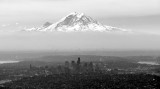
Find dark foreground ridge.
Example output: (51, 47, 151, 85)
(1, 73, 160, 89)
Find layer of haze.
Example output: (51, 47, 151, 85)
(1, 32, 160, 51)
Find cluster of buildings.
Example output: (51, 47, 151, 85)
(56, 57, 106, 74)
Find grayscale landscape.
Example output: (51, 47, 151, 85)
(0, 0, 160, 89)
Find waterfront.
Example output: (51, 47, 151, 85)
(0, 61, 19, 64)
(138, 61, 160, 65)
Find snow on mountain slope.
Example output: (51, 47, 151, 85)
(24, 12, 131, 32)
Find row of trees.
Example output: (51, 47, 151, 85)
(2, 73, 159, 89)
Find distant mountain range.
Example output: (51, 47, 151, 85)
(24, 12, 131, 32)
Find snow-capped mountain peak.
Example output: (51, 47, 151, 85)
(24, 12, 131, 32)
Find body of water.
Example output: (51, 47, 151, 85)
(0, 60, 19, 64)
(138, 61, 160, 65)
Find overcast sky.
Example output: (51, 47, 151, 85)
(0, 0, 160, 51)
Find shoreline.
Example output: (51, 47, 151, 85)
(0, 60, 20, 64)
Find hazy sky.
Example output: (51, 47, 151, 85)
(0, 0, 160, 31)
(0, 0, 160, 51)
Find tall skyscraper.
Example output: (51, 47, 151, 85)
(30, 64, 32, 69)
(65, 61, 69, 68)
(64, 61, 70, 74)
(77, 57, 81, 65)
(71, 61, 75, 67)
(76, 57, 81, 73)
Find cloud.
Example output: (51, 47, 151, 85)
(1, 24, 10, 27)
(0, 0, 69, 2)
(15, 23, 19, 25)
(0, 0, 159, 18)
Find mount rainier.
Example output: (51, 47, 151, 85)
(24, 12, 130, 32)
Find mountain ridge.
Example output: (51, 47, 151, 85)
(24, 12, 131, 32)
